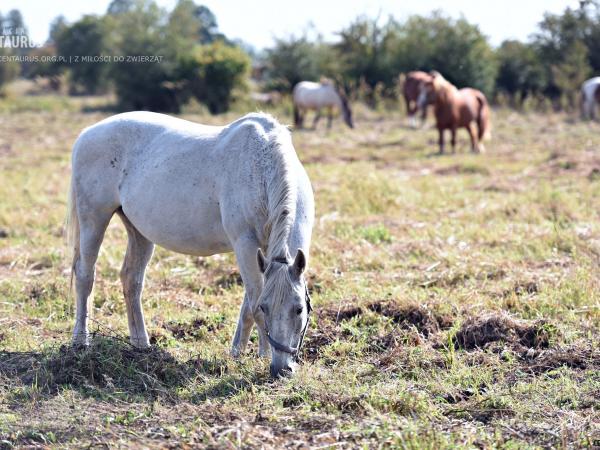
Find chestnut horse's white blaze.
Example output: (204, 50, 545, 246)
(293, 80, 354, 129)
(66, 111, 315, 377)
(581, 77, 600, 120)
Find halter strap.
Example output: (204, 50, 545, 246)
(264, 284, 312, 361)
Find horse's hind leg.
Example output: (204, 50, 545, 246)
(438, 128, 445, 154)
(73, 212, 113, 346)
(118, 210, 154, 348)
(467, 123, 479, 153)
(450, 127, 457, 154)
(312, 109, 322, 129)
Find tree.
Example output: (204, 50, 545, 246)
(495, 40, 547, 102)
(263, 33, 338, 92)
(533, 4, 596, 98)
(54, 15, 110, 94)
(551, 40, 591, 108)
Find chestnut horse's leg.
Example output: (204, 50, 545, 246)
(450, 126, 457, 154)
(467, 123, 478, 153)
(405, 95, 413, 125)
(438, 127, 445, 154)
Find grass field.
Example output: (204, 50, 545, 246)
(0, 96, 599, 448)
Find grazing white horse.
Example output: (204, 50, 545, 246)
(66, 111, 315, 377)
(293, 80, 353, 129)
(581, 77, 600, 120)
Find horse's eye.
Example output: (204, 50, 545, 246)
(260, 304, 267, 315)
(295, 306, 303, 316)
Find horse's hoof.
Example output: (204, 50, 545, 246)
(72, 333, 89, 348)
(130, 336, 150, 349)
(230, 347, 242, 359)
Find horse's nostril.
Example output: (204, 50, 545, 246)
(270, 364, 294, 378)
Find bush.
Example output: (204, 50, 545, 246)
(185, 41, 250, 114)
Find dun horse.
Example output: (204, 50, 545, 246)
(581, 77, 600, 120)
(66, 111, 315, 378)
(402, 71, 433, 126)
(293, 80, 353, 129)
(418, 71, 491, 154)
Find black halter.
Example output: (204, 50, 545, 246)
(263, 257, 313, 361)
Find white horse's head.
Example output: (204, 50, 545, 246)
(255, 248, 311, 378)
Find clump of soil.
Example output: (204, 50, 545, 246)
(163, 318, 206, 340)
(453, 313, 552, 350)
(367, 301, 454, 337)
(322, 305, 363, 323)
(215, 270, 243, 289)
(523, 345, 600, 374)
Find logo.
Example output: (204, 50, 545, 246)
(0, 28, 38, 48)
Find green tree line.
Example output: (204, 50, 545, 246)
(1, 0, 599, 112)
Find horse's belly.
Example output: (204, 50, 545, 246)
(120, 176, 233, 256)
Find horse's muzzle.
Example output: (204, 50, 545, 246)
(270, 362, 295, 378)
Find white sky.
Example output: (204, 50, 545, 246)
(2, 0, 581, 49)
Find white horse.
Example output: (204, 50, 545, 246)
(293, 80, 353, 129)
(66, 111, 315, 377)
(581, 77, 600, 120)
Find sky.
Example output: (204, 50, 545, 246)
(2, 0, 581, 49)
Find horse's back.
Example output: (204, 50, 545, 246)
(293, 81, 338, 108)
(582, 77, 600, 98)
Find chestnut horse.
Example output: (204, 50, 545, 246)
(402, 71, 433, 126)
(418, 71, 491, 154)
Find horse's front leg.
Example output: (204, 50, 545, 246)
(438, 127, 445, 154)
(231, 235, 267, 358)
(327, 107, 333, 129)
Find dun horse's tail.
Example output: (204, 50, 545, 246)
(66, 174, 79, 291)
(475, 92, 492, 141)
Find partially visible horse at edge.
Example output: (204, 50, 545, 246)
(66, 111, 315, 378)
(581, 77, 600, 120)
(418, 71, 491, 154)
(293, 80, 354, 129)
(401, 71, 434, 127)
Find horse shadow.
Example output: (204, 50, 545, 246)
(0, 335, 269, 403)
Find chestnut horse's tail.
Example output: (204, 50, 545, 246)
(475, 91, 492, 141)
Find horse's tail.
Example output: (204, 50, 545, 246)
(476, 91, 492, 141)
(398, 73, 406, 94)
(66, 172, 79, 292)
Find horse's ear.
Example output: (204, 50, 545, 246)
(257, 248, 267, 274)
(292, 248, 306, 277)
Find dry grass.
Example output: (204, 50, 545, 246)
(0, 96, 599, 448)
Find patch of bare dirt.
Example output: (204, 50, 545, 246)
(453, 313, 552, 350)
(522, 344, 600, 374)
(162, 317, 224, 341)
